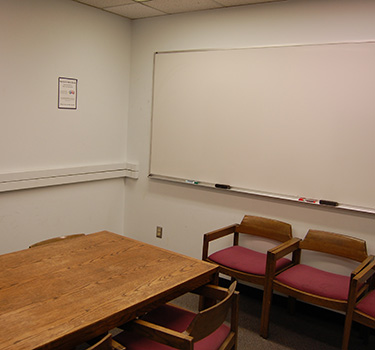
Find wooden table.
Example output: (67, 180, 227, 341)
(0, 231, 218, 350)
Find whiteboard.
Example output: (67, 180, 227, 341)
(150, 42, 375, 211)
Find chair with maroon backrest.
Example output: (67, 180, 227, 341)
(113, 281, 239, 350)
(342, 257, 375, 350)
(202, 215, 298, 295)
(260, 229, 372, 341)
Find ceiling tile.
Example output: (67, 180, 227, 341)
(105, 3, 166, 19)
(145, 0, 222, 14)
(216, 0, 284, 5)
(71, 0, 288, 19)
(74, 0, 133, 8)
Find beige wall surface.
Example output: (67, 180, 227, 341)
(0, 0, 131, 254)
(1, 0, 375, 275)
(124, 0, 375, 273)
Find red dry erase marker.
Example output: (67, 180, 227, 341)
(298, 197, 317, 204)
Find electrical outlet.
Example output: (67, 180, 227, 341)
(156, 226, 163, 238)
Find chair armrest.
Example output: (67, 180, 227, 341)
(351, 255, 375, 278)
(112, 339, 126, 350)
(202, 224, 238, 259)
(346, 256, 375, 311)
(268, 237, 301, 260)
(265, 238, 301, 281)
(204, 224, 238, 242)
(192, 284, 231, 300)
(352, 256, 375, 284)
(128, 319, 193, 349)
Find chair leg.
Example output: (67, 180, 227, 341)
(232, 291, 240, 350)
(260, 285, 273, 338)
(342, 278, 362, 350)
(261, 253, 277, 339)
(341, 317, 352, 350)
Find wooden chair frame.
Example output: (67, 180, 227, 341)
(260, 229, 371, 339)
(117, 282, 239, 350)
(87, 333, 126, 350)
(202, 215, 297, 286)
(342, 257, 375, 350)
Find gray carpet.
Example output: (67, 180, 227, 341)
(172, 281, 375, 350)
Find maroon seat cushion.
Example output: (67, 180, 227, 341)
(208, 245, 291, 275)
(114, 304, 230, 350)
(356, 290, 375, 318)
(275, 264, 350, 300)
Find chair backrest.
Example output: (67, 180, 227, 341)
(29, 234, 85, 248)
(86, 334, 113, 350)
(300, 229, 368, 262)
(184, 281, 237, 342)
(236, 215, 292, 243)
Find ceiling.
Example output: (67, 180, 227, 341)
(72, 0, 285, 20)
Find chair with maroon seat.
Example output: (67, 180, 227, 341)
(114, 281, 239, 350)
(342, 257, 375, 350)
(260, 229, 372, 340)
(202, 215, 298, 293)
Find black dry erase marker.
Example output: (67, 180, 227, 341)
(215, 184, 231, 189)
(319, 200, 339, 206)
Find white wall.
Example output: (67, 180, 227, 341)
(0, 0, 131, 254)
(1, 179, 126, 253)
(124, 0, 375, 270)
(1, 0, 374, 269)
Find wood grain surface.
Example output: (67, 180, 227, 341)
(0, 231, 218, 350)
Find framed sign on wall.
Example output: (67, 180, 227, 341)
(58, 77, 77, 109)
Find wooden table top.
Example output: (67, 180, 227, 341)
(0, 231, 218, 350)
